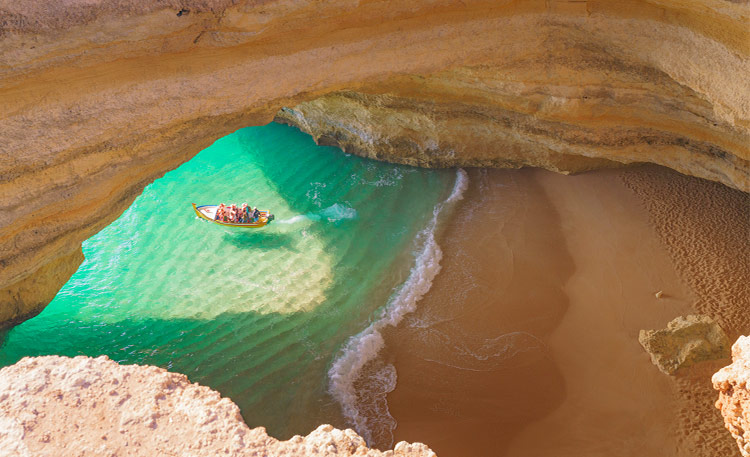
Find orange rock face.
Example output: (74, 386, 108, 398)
(0, 0, 748, 325)
(713, 336, 750, 457)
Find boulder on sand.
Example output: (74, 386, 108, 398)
(639, 314, 731, 375)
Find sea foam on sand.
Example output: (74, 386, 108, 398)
(328, 169, 468, 444)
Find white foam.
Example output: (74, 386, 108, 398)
(306, 182, 327, 207)
(417, 330, 546, 372)
(276, 203, 357, 225)
(327, 169, 468, 445)
(276, 214, 310, 225)
(445, 168, 469, 204)
(319, 203, 357, 222)
(359, 363, 398, 447)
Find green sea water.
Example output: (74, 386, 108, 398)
(0, 123, 457, 438)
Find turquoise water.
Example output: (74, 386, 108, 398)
(0, 123, 456, 438)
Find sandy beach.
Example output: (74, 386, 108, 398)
(358, 166, 748, 456)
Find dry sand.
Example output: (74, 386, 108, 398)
(360, 166, 747, 456)
(622, 165, 750, 454)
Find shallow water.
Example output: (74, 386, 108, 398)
(0, 123, 456, 438)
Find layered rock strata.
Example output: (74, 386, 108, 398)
(275, 67, 749, 181)
(714, 336, 750, 457)
(0, 355, 434, 456)
(1, 0, 749, 326)
(639, 314, 732, 375)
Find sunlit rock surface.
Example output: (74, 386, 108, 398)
(0, 355, 434, 456)
(1, 0, 748, 326)
(275, 68, 748, 181)
(639, 314, 731, 375)
(713, 336, 750, 457)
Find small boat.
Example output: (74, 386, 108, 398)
(192, 203, 275, 228)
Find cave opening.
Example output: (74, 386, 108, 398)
(0, 121, 460, 442)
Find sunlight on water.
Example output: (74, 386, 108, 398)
(0, 123, 455, 438)
(71, 156, 335, 320)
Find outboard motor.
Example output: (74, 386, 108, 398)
(268, 214, 275, 223)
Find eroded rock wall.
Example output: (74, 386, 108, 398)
(1, 0, 748, 326)
(0, 355, 434, 456)
(275, 61, 749, 182)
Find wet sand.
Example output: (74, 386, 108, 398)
(361, 166, 747, 456)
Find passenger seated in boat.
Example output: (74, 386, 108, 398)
(252, 207, 260, 222)
(229, 204, 238, 223)
(240, 203, 249, 223)
(215, 203, 226, 221)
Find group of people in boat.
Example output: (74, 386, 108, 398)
(215, 203, 261, 223)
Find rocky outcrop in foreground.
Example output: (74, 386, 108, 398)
(0, 356, 434, 457)
(714, 336, 750, 457)
(639, 314, 731, 375)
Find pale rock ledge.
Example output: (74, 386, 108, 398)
(0, 355, 435, 457)
(714, 336, 750, 457)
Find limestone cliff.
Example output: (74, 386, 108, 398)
(1, 0, 748, 326)
(714, 336, 750, 457)
(0, 355, 435, 456)
(275, 65, 749, 180)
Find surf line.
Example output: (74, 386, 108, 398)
(327, 169, 469, 444)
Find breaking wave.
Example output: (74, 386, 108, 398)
(327, 169, 468, 445)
